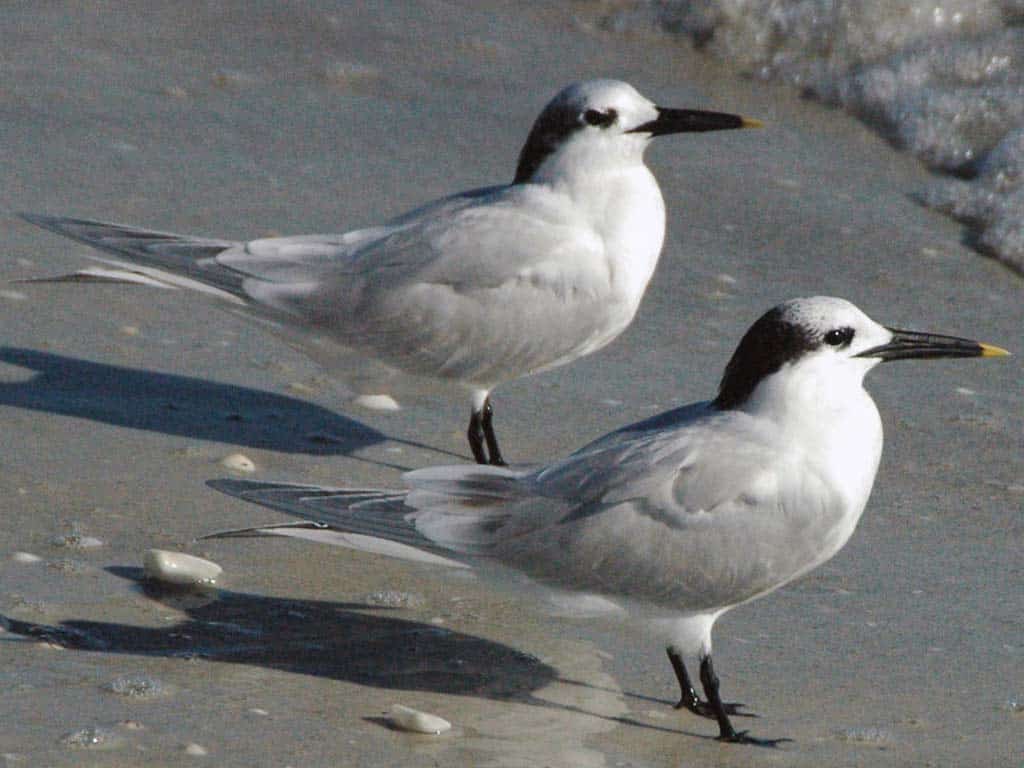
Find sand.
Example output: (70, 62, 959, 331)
(0, 2, 1021, 765)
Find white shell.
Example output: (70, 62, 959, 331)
(353, 393, 401, 411)
(388, 705, 451, 735)
(220, 453, 256, 473)
(11, 551, 43, 563)
(143, 549, 222, 587)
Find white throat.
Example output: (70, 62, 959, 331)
(744, 357, 885, 516)
(533, 137, 666, 303)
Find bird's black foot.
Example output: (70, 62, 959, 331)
(667, 647, 756, 719)
(674, 697, 753, 718)
(716, 730, 792, 747)
(468, 397, 507, 466)
(696, 654, 787, 746)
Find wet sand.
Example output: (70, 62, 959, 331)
(1, 2, 1021, 765)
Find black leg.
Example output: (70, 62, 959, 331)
(699, 655, 789, 747)
(700, 654, 739, 740)
(480, 397, 507, 466)
(467, 408, 488, 465)
(667, 646, 751, 719)
(667, 646, 702, 713)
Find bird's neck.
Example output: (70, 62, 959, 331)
(535, 155, 667, 302)
(742, 363, 884, 512)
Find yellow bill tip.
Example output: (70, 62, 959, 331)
(980, 342, 1010, 358)
(741, 116, 764, 129)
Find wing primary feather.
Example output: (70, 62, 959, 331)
(19, 213, 245, 297)
(206, 478, 468, 558)
(200, 521, 329, 539)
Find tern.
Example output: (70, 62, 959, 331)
(19, 79, 760, 465)
(205, 296, 1007, 743)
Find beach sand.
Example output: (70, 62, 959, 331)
(1, 2, 1021, 765)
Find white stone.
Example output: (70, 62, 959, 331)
(220, 453, 256, 473)
(10, 551, 43, 563)
(353, 393, 401, 411)
(143, 549, 222, 587)
(388, 704, 451, 735)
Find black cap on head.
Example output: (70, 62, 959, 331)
(713, 306, 818, 410)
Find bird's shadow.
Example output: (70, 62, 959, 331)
(2, 566, 556, 701)
(0, 347, 383, 456)
(0, 567, 734, 742)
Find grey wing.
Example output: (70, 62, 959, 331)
(19, 214, 245, 299)
(224, 187, 617, 384)
(207, 466, 564, 564)
(499, 413, 848, 610)
(205, 479, 472, 568)
(213, 187, 548, 296)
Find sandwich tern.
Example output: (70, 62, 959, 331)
(206, 296, 1007, 744)
(19, 79, 760, 465)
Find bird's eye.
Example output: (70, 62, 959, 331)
(583, 108, 617, 128)
(824, 327, 854, 347)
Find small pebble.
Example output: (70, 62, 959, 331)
(120, 325, 140, 336)
(104, 674, 165, 698)
(287, 381, 316, 395)
(220, 453, 256, 473)
(143, 549, 222, 587)
(388, 705, 451, 735)
(836, 726, 892, 745)
(184, 742, 208, 756)
(48, 559, 86, 574)
(361, 590, 425, 609)
(61, 726, 122, 749)
(0, 290, 27, 301)
(10, 552, 43, 564)
(318, 60, 380, 87)
(353, 393, 401, 411)
(50, 531, 104, 549)
(211, 68, 253, 87)
(247, 708, 269, 717)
